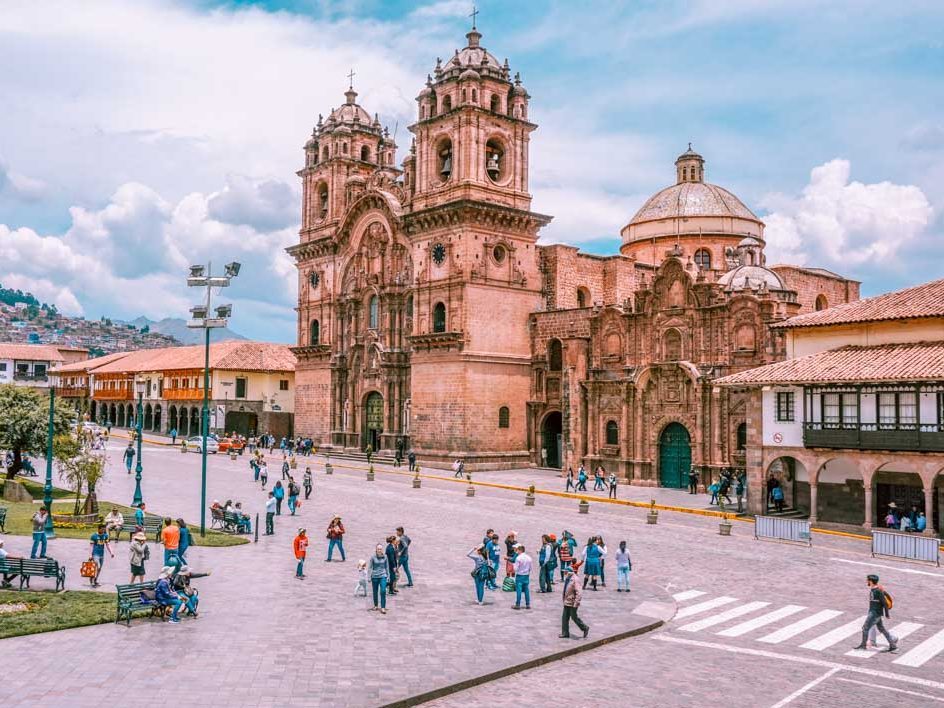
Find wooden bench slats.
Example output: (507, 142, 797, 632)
(0, 556, 66, 591)
(115, 580, 165, 626)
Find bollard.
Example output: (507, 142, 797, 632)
(325, 463, 333, 475)
(719, 515, 732, 536)
(367, 464, 375, 481)
(578, 499, 589, 514)
(254, 513, 259, 543)
(525, 484, 536, 506)
(466, 485, 475, 497)
(647, 499, 659, 525)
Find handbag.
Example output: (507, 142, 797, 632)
(80, 558, 98, 578)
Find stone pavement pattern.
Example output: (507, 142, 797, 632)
(2, 439, 943, 707)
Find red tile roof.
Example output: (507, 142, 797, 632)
(57, 341, 295, 375)
(715, 341, 944, 386)
(0, 343, 65, 362)
(53, 351, 131, 374)
(775, 278, 944, 329)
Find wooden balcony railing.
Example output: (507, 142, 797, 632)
(93, 389, 134, 401)
(804, 422, 944, 453)
(163, 389, 204, 401)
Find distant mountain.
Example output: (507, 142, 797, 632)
(128, 317, 247, 345)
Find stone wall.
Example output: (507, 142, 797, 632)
(772, 265, 860, 314)
(293, 363, 332, 442)
(539, 244, 636, 310)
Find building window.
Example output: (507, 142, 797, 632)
(815, 294, 828, 311)
(369, 296, 379, 329)
(822, 392, 857, 427)
(576, 287, 590, 308)
(235, 377, 247, 399)
(498, 406, 510, 428)
(694, 249, 711, 270)
(605, 420, 619, 445)
(442, 94, 452, 112)
(548, 339, 562, 371)
(879, 391, 917, 428)
(736, 422, 747, 450)
(823, 393, 840, 425)
(361, 145, 370, 162)
(310, 319, 320, 346)
(0, 363, 6, 371)
(279, 380, 289, 391)
(490, 95, 500, 112)
(663, 328, 682, 361)
(432, 302, 446, 333)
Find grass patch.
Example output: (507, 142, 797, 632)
(0, 589, 115, 639)
(0, 477, 73, 499)
(0, 499, 248, 546)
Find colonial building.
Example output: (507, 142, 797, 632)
(51, 341, 296, 437)
(290, 25, 858, 476)
(0, 343, 87, 389)
(716, 278, 944, 536)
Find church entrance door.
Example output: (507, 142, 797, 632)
(541, 411, 563, 469)
(363, 392, 383, 452)
(659, 423, 691, 489)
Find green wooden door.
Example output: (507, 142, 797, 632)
(659, 423, 691, 489)
(364, 392, 383, 450)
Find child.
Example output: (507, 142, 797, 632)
(293, 528, 308, 579)
(354, 559, 368, 597)
(260, 462, 268, 489)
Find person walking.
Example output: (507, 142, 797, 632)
(615, 540, 632, 592)
(365, 443, 373, 465)
(287, 478, 300, 515)
(265, 492, 276, 535)
(512, 544, 533, 610)
(538, 534, 555, 593)
(293, 528, 309, 579)
(368, 544, 389, 614)
(853, 574, 898, 652)
(260, 460, 269, 489)
(170, 427, 178, 445)
(281, 458, 290, 480)
(176, 518, 192, 564)
(593, 466, 605, 491)
(577, 465, 588, 492)
(385, 536, 399, 595)
(273, 481, 285, 515)
(123, 443, 135, 475)
(558, 530, 575, 581)
(396, 526, 413, 587)
(326, 516, 346, 562)
(581, 537, 603, 591)
(735, 472, 746, 513)
(129, 531, 149, 583)
(88, 524, 114, 587)
(394, 438, 404, 468)
(160, 517, 180, 566)
(560, 560, 589, 639)
(467, 544, 490, 605)
(30, 507, 49, 559)
(303, 467, 313, 500)
(772, 483, 785, 513)
(565, 467, 575, 492)
(607, 471, 618, 499)
(453, 459, 462, 478)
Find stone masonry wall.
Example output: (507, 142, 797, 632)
(772, 265, 860, 314)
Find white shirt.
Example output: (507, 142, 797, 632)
(265, 497, 276, 513)
(513, 552, 533, 576)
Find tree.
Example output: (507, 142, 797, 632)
(54, 431, 107, 515)
(0, 385, 75, 479)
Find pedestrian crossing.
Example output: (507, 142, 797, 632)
(670, 590, 944, 670)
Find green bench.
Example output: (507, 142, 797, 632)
(113, 516, 164, 541)
(0, 506, 6, 533)
(210, 507, 249, 534)
(0, 556, 66, 591)
(115, 580, 166, 626)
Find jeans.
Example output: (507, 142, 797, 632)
(184, 591, 198, 614)
(275, 498, 283, 515)
(608, 485, 617, 499)
(265, 512, 274, 535)
(288, 495, 297, 515)
(566, 480, 575, 492)
(514, 575, 531, 607)
(486, 559, 499, 589)
(861, 611, 896, 648)
(593, 479, 604, 490)
(539, 564, 553, 592)
(371, 577, 387, 608)
(473, 575, 485, 602)
(253, 467, 260, 481)
(125, 461, 132, 474)
(599, 559, 606, 585)
(296, 557, 305, 577)
(304, 485, 312, 500)
(561, 605, 588, 637)
(30, 531, 47, 558)
(577, 480, 587, 491)
(400, 557, 413, 586)
(617, 566, 631, 590)
(327, 537, 345, 561)
(559, 559, 571, 581)
(164, 597, 183, 621)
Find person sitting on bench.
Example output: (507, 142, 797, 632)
(104, 507, 124, 538)
(233, 502, 252, 533)
(0, 541, 20, 588)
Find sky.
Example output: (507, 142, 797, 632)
(0, 0, 942, 342)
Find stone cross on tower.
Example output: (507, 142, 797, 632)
(347, 68, 356, 90)
(469, 4, 478, 30)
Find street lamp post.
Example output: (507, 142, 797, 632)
(186, 261, 240, 537)
(43, 386, 56, 539)
(132, 378, 146, 508)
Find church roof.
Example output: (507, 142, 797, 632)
(629, 181, 759, 225)
(717, 264, 787, 292)
(435, 29, 508, 83)
(321, 89, 380, 136)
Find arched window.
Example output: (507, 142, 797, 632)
(310, 319, 320, 346)
(342, 142, 348, 154)
(360, 145, 371, 162)
(490, 95, 500, 113)
(368, 296, 379, 329)
(576, 287, 590, 308)
(322, 146, 329, 162)
(498, 406, 510, 429)
(737, 422, 747, 450)
(442, 94, 452, 112)
(815, 294, 828, 311)
(432, 302, 446, 333)
(694, 249, 711, 270)
(471, 89, 477, 103)
(318, 184, 329, 219)
(548, 338, 563, 371)
(605, 420, 619, 445)
(663, 329, 682, 361)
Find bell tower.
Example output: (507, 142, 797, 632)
(407, 25, 535, 213)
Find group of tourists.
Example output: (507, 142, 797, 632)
(709, 468, 746, 512)
(884, 502, 928, 533)
(357, 527, 413, 614)
(564, 464, 619, 499)
(248, 434, 315, 457)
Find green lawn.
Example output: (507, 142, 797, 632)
(0, 589, 116, 639)
(0, 477, 72, 499)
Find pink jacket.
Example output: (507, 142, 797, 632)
(563, 575, 583, 607)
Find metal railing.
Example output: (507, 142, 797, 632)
(754, 515, 812, 547)
(871, 530, 940, 566)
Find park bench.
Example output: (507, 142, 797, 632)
(210, 507, 225, 530)
(0, 556, 66, 591)
(113, 515, 164, 541)
(210, 507, 248, 534)
(115, 581, 167, 626)
(0, 506, 6, 532)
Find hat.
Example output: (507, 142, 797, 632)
(887, 502, 898, 509)
(132, 531, 147, 541)
(298, 528, 307, 535)
(178, 566, 192, 576)
(160, 565, 174, 575)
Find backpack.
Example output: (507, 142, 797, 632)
(882, 588, 893, 610)
(502, 576, 515, 592)
(143, 545, 151, 561)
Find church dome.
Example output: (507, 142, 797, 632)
(436, 29, 506, 83)
(629, 181, 758, 225)
(717, 265, 786, 292)
(459, 68, 481, 81)
(321, 88, 380, 136)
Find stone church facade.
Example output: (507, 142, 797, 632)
(289, 27, 859, 480)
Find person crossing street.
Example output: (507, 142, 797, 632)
(853, 574, 898, 652)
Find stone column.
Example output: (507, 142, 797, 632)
(863, 481, 873, 529)
(924, 486, 936, 536)
(809, 481, 818, 524)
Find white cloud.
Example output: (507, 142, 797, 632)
(0, 273, 83, 316)
(0, 159, 46, 201)
(761, 158, 933, 267)
(207, 174, 298, 232)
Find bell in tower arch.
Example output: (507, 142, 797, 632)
(486, 149, 500, 179)
(439, 146, 452, 177)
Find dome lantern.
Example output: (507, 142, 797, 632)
(676, 143, 705, 184)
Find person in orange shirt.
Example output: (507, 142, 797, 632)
(294, 528, 309, 580)
(161, 517, 180, 566)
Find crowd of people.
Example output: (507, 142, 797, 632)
(563, 464, 619, 499)
(884, 502, 928, 533)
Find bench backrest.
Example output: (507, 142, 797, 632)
(116, 580, 158, 601)
(223, 511, 241, 522)
(3, 557, 59, 574)
(211, 507, 224, 520)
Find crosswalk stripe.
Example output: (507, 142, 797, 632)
(717, 605, 807, 637)
(845, 622, 924, 659)
(672, 590, 707, 602)
(894, 627, 944, 668)
(800, 616, 867, 651)
(757, 610, 844, 644)
(678, 601, 770, 633)
(674, 596, 738, 619)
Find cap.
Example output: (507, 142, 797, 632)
(132, 532, 147, 541)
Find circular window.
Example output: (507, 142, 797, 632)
(432, 243, 446, 266)
(492, 245, 506, 263)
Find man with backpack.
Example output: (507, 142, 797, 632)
(853, 574, 898, 652)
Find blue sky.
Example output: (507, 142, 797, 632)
(1, 0, 942, 341)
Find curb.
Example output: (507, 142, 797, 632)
(379, 617, 665, 708)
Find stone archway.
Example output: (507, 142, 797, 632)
(765, 456, 808, 516)
(815, 456, 866, 525)
(169, 406, 178, 434)
(658, 422, 691, 489)
(873, 462, 925, 531)
(541, 411, 563, 469)
(153, 405, 162, 432)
